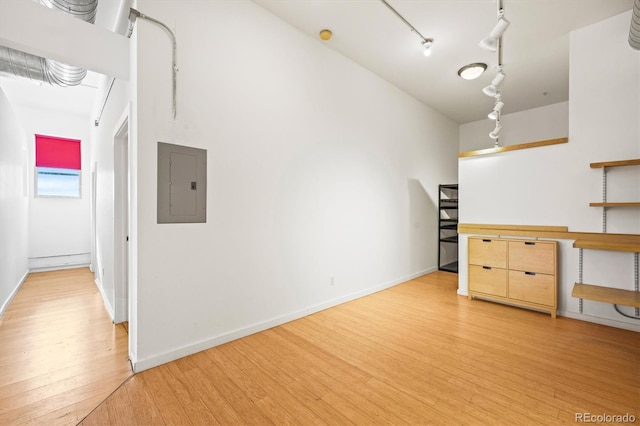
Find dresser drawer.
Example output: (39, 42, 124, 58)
(508, 240, 556, 275)
(469, 238, 507, 268)
(508, 270, 555, 306)
(469, 265, 507, 297)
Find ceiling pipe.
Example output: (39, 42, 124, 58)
(0, 0, 98, 86)
(630, 0, 640, 50)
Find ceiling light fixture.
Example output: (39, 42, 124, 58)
(479, 0, 509, 146)
(489, 123, 502, 139)
(488, 99, 504, 120)
(479, 16, 510, 52)
(482, 69, 506, 97)
(379, 0, 434, 57)
(422, 39, 434, 57)
(457, 63, 487, 80)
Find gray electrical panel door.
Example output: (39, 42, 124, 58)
(157, 142, 207, 223)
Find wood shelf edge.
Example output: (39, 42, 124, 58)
(590, 158, 640, 169)
(573, 240, 640, 253)
(589, 202, 640, 207)
(458, 137, 568, 158)
(458, 224, 568, 232)
(572, 283, 640, 308)
(458, 223, 640, 245)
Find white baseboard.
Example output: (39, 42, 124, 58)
(306, 267, 436, 316)
(29, 253, 91, 272)
(132, 267, 435, 373)
(94, 278, 114, 322)
(0, 269, 29, 319)
(558, 310, 640, 333)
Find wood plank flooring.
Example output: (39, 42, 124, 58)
(82, 272, 639, 425)
(0, 268, 132, 425)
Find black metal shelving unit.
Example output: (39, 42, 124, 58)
(438, 184, 458, 273)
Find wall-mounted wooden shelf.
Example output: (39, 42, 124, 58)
(589, 202, 640, 207)
(573, 240, 640, 253)
(457, 223, 640, 245)
(572, 283, 640, 308)
(458, 137, 568, 158)
(590, 159, 640, 168)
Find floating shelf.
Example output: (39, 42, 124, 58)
(572, 283, 640, 308)
(590, 159, 640, 168)
(458, 137, 568, 158)
(589, 202, 640, 207)
(573, 240, 640, 253)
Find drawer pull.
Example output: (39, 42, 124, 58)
(482, 239, 492, 243)
(524, 242, 536, 246)
(525, 271, 536, 276)
(483, 266, 492, 270)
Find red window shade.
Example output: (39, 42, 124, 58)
(35, 134, 81, 170)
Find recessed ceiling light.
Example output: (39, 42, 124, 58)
(457, 63, 487, 80)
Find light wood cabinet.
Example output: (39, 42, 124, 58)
(468, 237, 557, 317)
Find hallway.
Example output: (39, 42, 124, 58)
(0, 268, 131, 425)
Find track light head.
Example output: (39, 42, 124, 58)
(491, 71, 506, 86)
(489, 124, 501, 139)
(479, 37, 498, 52)
(482, 85, 498, 97)
(483, 70, 507, 96)
(422, 39, 434, 57)
(488, 101, 504, 120)
(479, 16, 510, 51)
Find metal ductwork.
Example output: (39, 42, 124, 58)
(0, 0, 98, 86)
(631, 0, 640, 50)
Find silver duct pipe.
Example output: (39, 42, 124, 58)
(631, 0, 640, 50)
(0, 0, 98, 86)
(40, 0, 98, 23)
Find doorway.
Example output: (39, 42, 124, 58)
(113, 114, 129, 324)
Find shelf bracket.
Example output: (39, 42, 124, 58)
(578, 248, 583, 313)
(601, 167, 607, 232)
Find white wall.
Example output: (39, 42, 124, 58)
(460, 101, 569, 152)
(7, 104, 93, 271)
(458, 11, 640, 331)
(0, 85, 29, 317)
(131, 0, 458, 370)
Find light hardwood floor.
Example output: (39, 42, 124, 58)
(0, 268, 132, 425)
(82, 272, 639, 425)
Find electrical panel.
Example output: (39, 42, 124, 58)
(157, 142, 206, 223)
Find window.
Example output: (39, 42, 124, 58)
(35, 134, 82, 198)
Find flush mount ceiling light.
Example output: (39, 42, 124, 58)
(457, 63, 487, 80)
(379, 0, 434, 57)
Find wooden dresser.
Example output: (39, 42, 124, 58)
(468, 237, 557, 317)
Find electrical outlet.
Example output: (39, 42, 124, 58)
(330, 277, 334, 286)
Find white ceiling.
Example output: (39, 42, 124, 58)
(1, 0, 635, 124)
(253, 0, 635, 123)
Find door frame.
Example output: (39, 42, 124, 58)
(113, 108, 130, 324)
